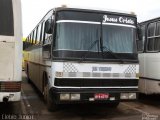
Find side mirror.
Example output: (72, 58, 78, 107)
(45, 19, 53, 34)
(137, 26, 143, 40)
(136, 26, 144, 52)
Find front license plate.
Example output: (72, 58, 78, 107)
(94, 93, 109, 100)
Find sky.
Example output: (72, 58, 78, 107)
(22, 0, 160, 37)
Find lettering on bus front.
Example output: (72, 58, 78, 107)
(92, 67, 112, 72)
(103, 15, 135, 25)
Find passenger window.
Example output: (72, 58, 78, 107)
(154, 22, 160, 51)
(40, 21, 45, 45)
(31, 32, 34, 44)
(147, 38, 155, 51)
(36, 25, 41, 44)
(154, 37, 160, 50)
(148, 23, 155, 37)
(147, 22, 157, 52)
(33, 29, 37, 44)
(156, 22, 160, 35)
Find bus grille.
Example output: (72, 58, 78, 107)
(62, 72, 136, 78)
(0, 82, 21, 92)
(54, 78, 138, 87)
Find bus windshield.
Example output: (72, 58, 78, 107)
(102, 25, 135, 53)
(53, 10, 137, 61)
(55, 22, 100, 52)
(55, 22, 135, 53)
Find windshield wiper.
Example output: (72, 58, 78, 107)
(99, 20, 124, 63)
(102, 46, 124, 63)
(79, 39, 99, 62)
(100, 21, 104, 58)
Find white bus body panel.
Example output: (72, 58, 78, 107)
(139, 53, 160, 94)
(51, 62, 139, 88)
(0, 42, 14, 81)
(12, 0, 22, 82)
(25, 47, 52, 92)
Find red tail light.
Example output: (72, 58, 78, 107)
(0, 82, 21, 92)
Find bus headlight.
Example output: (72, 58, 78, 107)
(60, 93, 70, 100)
(120, 93, 129, 99)
(71, 94, 80, 100)
(120, 93, 136, 99)
(128, 93, 136, 99)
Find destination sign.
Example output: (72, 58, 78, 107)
(103, 15, 135, 25)
(57, 10, 136, 26)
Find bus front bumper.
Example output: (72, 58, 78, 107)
(49, 87, 138, 104)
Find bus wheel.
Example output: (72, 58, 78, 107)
(47, 89, 59, 111)
(43, 75, 58, 111)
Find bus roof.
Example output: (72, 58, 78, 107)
(26, 7, 137, 38)
(54, 7, 136, 17)
(140, 16, 160, 25)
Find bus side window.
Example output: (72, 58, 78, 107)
(156, 22, 160, 35)
(34, 27, 38, 45)
(36, 24, 41, 45)
(42, 16, 54, 59)
(33, 29, 37, 45)
(31, 32, 34, 45)
(40, 21, 45, 45)
(43, 16, 54, 45)
(30, 34, 32, 45)
(155, 22, 160, 51)
(28, 35, 31, 47)
(147, 22, 156, 52)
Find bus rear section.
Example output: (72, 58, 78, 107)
(0, 0, 22, 102)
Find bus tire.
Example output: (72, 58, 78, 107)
(43, 73, 58, 111)
(46, 87, 58, 112)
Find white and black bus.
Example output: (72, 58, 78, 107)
(0, 0, 22, 102)
(24, 7, 139, 111)
(137, 17, 160, 94)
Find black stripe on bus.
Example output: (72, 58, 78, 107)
(54, 78, 138, 87)
(140, 77, 160, 82)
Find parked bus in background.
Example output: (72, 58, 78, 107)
(0, 0, 22, 102)
(24, 7, 139, 111)
(137, 17, 160, 94)
(22, 37, 26, 70)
